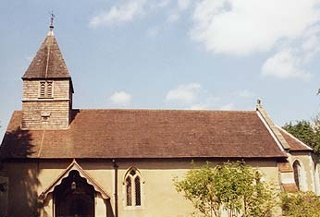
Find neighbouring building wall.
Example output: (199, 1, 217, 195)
(287, 152, 317, 192)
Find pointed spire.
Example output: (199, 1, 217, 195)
(22, 18, 71, 80)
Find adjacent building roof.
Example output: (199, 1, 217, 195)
(278, 127, 313, 151)
(0, 109, 291, 159)
(22, 29, 71, 80)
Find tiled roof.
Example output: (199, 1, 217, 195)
(0, 109, 288, 159)
(278, 127, 312, 151)
(22, 30, 71, 79)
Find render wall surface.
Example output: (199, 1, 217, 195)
(0, 158, 283, 217)
(1, 161, 39, 217)
(287, 152, 318, 192)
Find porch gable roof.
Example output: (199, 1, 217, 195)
(39, 159, 110, 200)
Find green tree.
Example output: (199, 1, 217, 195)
(282, 120, 320, 155)
(281, 191, 320, 217)
(174, 161, 275, 217)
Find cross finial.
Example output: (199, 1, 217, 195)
(257, 98, 261, 105)
(49, 11, 55, 29)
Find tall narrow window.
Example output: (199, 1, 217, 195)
(293, 160, 301, 190)
(126, 177, 132, 206)
(39, 81, 53, 98)
(125, 168, 142, 207)
(135, 177, 141, 206)
(47, 81, 53, 98)
(40, 82, 46, 98)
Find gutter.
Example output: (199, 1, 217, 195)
(112, 159, 119, 217)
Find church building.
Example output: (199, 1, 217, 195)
(0, 24, 319, 217)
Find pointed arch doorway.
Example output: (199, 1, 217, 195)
(39, 160, 111, 217)
(54, 170, 94, 217)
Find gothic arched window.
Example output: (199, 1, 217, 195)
(125, 168, 142, 206)
(293, 160, 301, 190)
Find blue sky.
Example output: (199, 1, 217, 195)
(1, 0, 320, 137)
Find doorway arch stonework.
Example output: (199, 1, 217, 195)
(54, 170, 95, 217)
(39, 160, 111, 217)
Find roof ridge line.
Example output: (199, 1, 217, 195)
(44, 35, 52, 78)
(75, 108, 256, 113)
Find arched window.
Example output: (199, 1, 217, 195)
(125, 168, 142, 206)
(293, 160, 301, 190)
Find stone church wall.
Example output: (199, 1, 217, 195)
(287, 152, 319, 192)
(22, 80, 71, 130)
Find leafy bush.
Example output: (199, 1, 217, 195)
(281, 191, 320, 217)
(174, 161, 276, 217)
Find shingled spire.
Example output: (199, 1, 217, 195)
(22, 24, 72, 80)
(21, 22, 74, 130)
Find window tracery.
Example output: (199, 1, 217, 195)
(125, 168, 142, 207)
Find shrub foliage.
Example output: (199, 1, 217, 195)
(174, 161, 276, 217)
(281, 191, 320, 217)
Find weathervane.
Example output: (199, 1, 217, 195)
(49, 11, 55, 29)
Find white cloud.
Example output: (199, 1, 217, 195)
(166, 0, 191, 24)
(147, 26, 160, 37)
(89, 0, 320, 80)
(301, 26, 320, 61)
(157, 0, 170, 8)
(234, 90, 255, 98)
(166, 13, 180, 24)
(89, 0, 147, 27)
(261, 49, 311, 80)
(178, 0, 191, 11)
(190, 0, 320, 55)
(166, 83, 202, 104)
(109, 91, 132, 106)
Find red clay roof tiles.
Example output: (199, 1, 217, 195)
(22, 31, 71, 79)
(1, 109, 288, 159)
(278, 127, 312, 151)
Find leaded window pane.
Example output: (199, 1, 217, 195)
(126, 177, 132, 206)
(135, 177, 141, 206)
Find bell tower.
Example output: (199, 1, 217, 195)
(21, 21, 74, 130)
